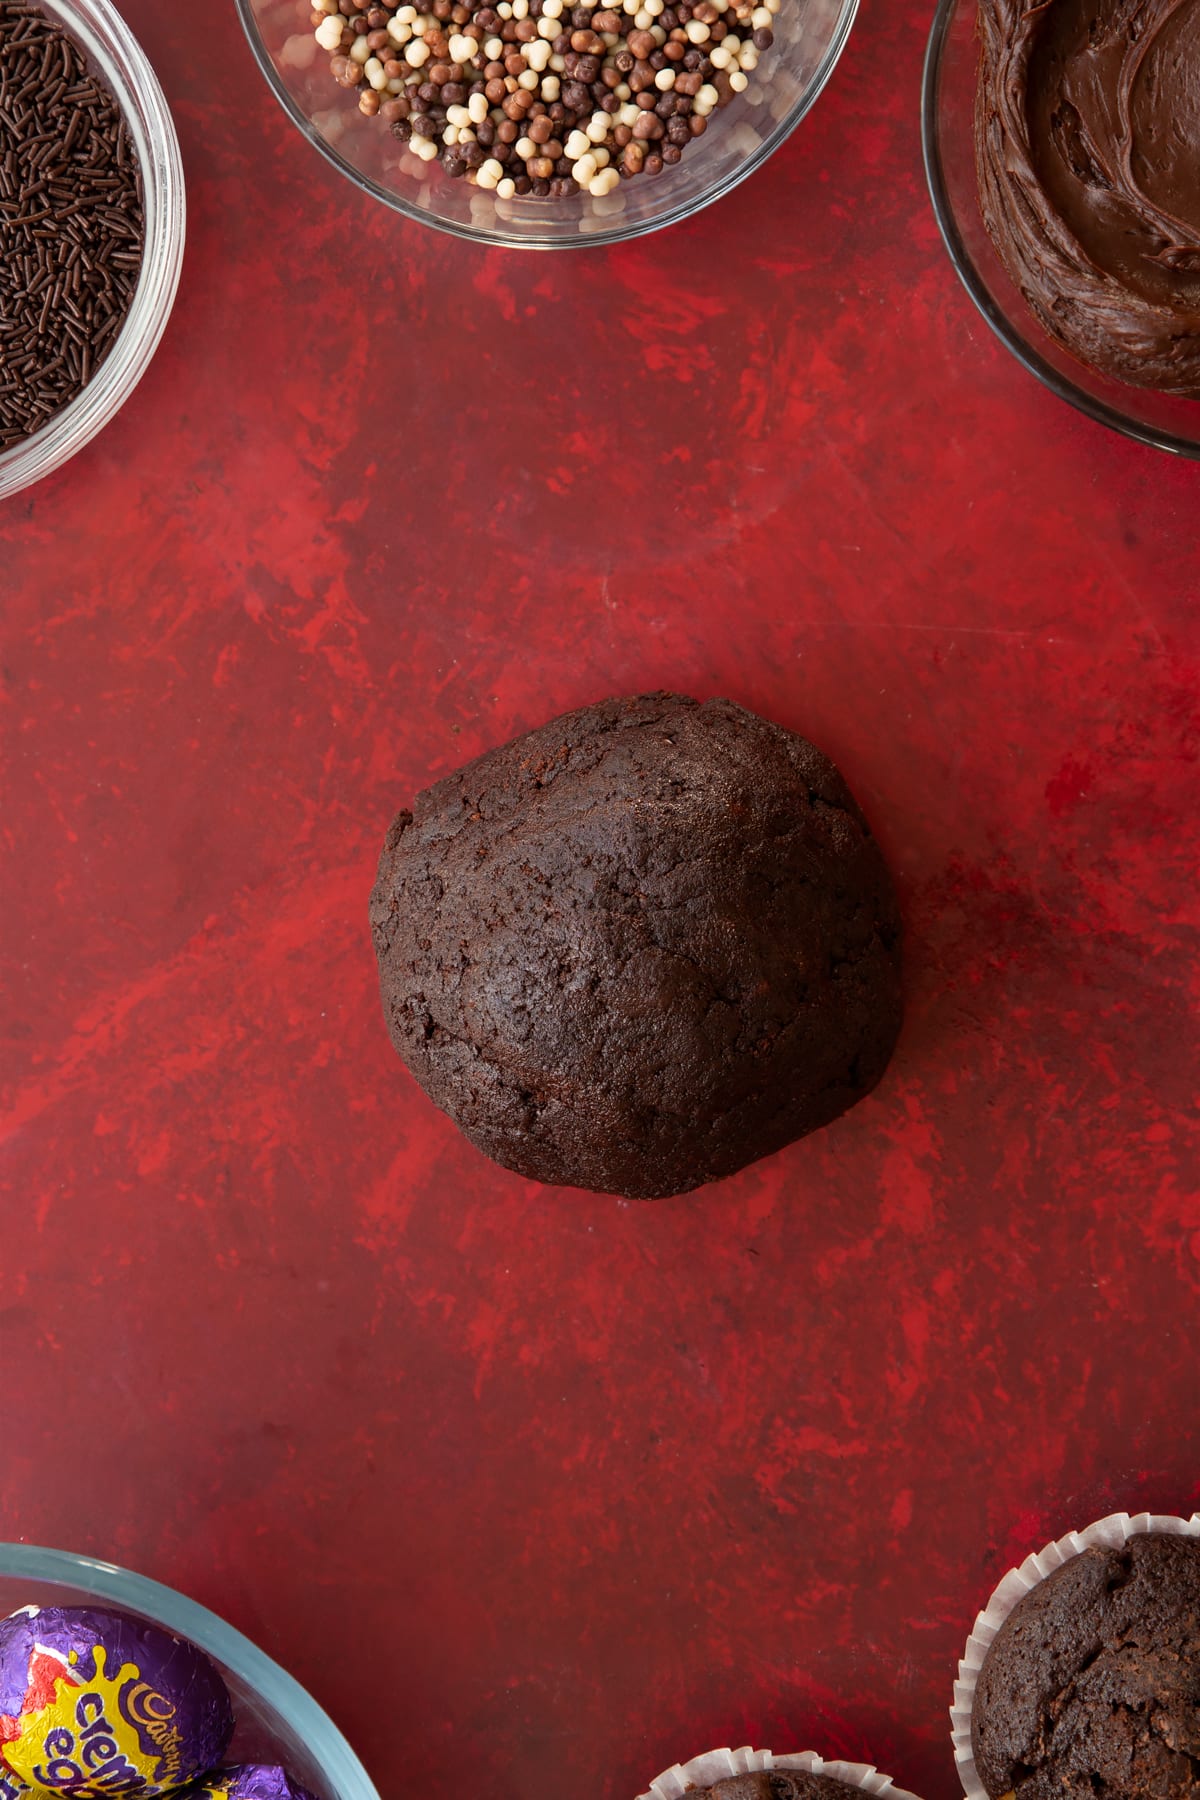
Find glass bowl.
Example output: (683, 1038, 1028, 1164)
(0, 0, 185, 502)
(0, 1543, 380, 1800)
(237, 0, 857, 247)
(921, 0, 1200, 459)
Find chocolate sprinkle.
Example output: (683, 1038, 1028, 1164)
(0, 0, 144, 452)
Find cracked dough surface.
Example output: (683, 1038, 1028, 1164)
(370, 692, 902, 1199)
(972, 1534, 1200, 1800)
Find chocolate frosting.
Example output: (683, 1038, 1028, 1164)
(975, 0, 1200, 396)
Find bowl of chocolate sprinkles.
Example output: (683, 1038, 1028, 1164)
(0, 0, 184, 498)
(238, 0, 855, 246)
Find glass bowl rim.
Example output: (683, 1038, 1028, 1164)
(920, 0, 1200, 462)
(0, 0, 187, 500)
(0, 1542, 381, 1800)
(235, 0, 860, 249)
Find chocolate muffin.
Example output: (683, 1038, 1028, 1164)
(971, 1532, 1200, 1800)
(370, 692, 902, 1199)
(683, 1775, 866, 1799)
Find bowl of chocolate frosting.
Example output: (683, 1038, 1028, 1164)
(922, 0, 1200, 457)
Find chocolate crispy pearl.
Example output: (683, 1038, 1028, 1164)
(370, 692, 901, 1199)
(686, 1774, 868, 1799)
(972, 1533, 1200, 1800)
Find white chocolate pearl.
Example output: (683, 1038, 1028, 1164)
(585, 110, 609, 138)
(404, 37, 430, 64)
(516, 134, 537, 156)
(314, 14, 343, 49)
(564, 128, 590, 156)
(685, 17, 709, 37)
(517, 68, 538, 87)
(540, 73, 560, 97)
(476, 156, 504, 186)
(549, 50, 566, 67)
(447, 32, 475, 59)
(728, 67, 748, 87)
(696, 80, 719, 104)
(708, 43, 730, 64)
(350, 34, 371, 61)
(364, 54, 388, 84)
(571, 152, 598, 182)
(525, 38, 551, 68)
(468, 90, 489, 120)
(484, 34, 504, 54)
(414, 135, 439, 158)
(497, 176, 516, 197)
(588, 166, 620, 194)
(541, 0, 563, 16)
(739, 45, 758, 67)
(653, 65, 675, 87)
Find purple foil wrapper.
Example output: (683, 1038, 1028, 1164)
(187, 1769, 319, 1800)
(0, 1605, 233, 1794)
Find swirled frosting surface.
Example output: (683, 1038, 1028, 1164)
(975, 0, 1200, 396)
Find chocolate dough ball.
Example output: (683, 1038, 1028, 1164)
(369, 692, 902, 1198)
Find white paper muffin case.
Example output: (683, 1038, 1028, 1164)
(637, 1746, 926, 1800)
(950, 1508, 1200, 1800)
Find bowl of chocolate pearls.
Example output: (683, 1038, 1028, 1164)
(0, 0, 184, 500)
(238, 0, 855, 243)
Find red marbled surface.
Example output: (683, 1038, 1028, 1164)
(2, 1, 1200, 1797)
